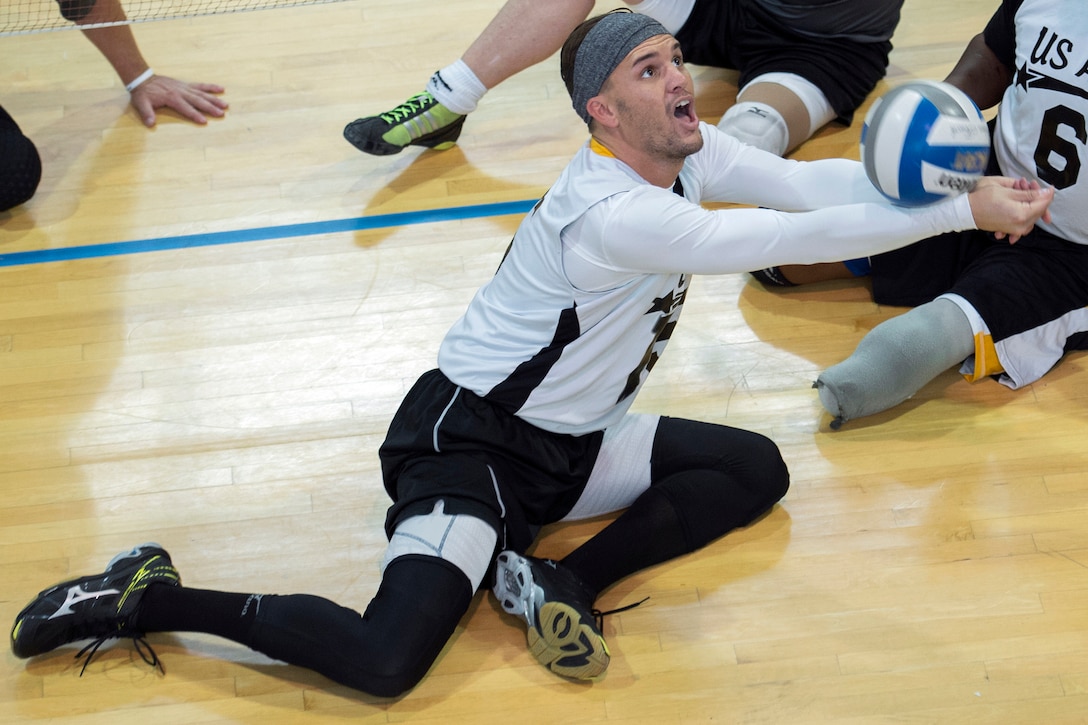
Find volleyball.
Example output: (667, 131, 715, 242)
(860, 80, 990, 206)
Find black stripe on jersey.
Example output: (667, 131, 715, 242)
(484, 305, 582, 413)
(482, 177, 684, 414)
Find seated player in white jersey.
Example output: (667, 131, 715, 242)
(11, 10, 1050, 699)
(813, 0, 1088, 428)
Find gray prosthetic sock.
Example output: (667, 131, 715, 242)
(814, 298, 975, 428)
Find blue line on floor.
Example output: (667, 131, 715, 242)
(0, 199, 536, 268)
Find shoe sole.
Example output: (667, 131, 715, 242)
(493, 552, 609, 680)
(528, 600, 610, 679)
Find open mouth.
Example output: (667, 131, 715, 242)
(673, 98, 697, 125)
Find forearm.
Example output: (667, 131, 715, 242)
(74, 0, 150, 85)
(702, 146, 887, 212)
(605, 191, 975, 275)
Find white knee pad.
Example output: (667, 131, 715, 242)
(382, 500, 497, 591)
(745, 71, 835, 137)
(717, 101, 790, 155)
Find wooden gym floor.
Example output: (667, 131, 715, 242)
(1, 1, 1087, 722)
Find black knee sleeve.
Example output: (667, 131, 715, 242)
(651, 417, 790, 514)
(0, 107, 41, 212)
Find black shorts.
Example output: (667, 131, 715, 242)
(872, 226, 1088, 386)
(55, 0, 96, 22)
(378, 369, 604, 555)
(674, 0, 893, 123)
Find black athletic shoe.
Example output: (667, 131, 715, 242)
(11, 543, 180, 666)
(492, 551, 610, 680)
(343, 91, 466, 156)
(749, 266, 797, 287)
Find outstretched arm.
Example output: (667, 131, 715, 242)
(74, 0, 227, 126)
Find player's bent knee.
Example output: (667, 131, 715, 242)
(717, 102, 789, 155)
(1, 133, 42, 212)
(723, 427, 790, 503)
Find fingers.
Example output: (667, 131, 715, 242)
(973, 175, 1015, 191)
(189, 82, 228, 97)
(1032, 181, 1054, 224)
(1005, 185, 1053, 239)
(968, 176, 1054, 240)
(130, 94, 158, 127)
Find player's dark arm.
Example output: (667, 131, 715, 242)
(943, 33, 1012, 111)
(66, 0, 152, 88)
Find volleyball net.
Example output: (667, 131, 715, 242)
(1, 0, 348, 36)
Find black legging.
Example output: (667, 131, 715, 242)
(138, 555, 473, 698)
(0, 104, 42, 212)
(137, 417, 788, 697)
(562, 416, 789, 595)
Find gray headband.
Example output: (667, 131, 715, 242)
(571, 12, 670, 124)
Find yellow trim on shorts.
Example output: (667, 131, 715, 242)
(964, 331, 1005, 382)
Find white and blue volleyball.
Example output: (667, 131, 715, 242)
(860, 80, 990, 206)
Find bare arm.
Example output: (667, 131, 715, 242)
(461, 0, 597, 88)
(944, 33, 1013, 111)
(76, 0, 227, 126)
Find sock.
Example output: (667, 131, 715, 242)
(426, 59, 487, 116)
(136, 583, 260, 642)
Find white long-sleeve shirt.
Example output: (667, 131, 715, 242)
(439, 123, 975, 435)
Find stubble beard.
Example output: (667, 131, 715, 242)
(619, 98, 703, 162)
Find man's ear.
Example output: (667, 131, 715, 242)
(587, 95, 619, 128)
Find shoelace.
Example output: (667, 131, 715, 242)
(591, 596, 650, 632)
(75, 631, 163, 677)
(380, 94, 433, 124)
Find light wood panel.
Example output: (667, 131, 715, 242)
(3, 1, 1087, 723)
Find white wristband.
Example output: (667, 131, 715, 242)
(125, 68, 154, 93)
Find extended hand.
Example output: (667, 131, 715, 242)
(130, 75, 228, 127)
(967, 176, 1053, 243)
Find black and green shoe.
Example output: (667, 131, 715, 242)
(11, 543, 180, 668)
(344, 91, 466, 156)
